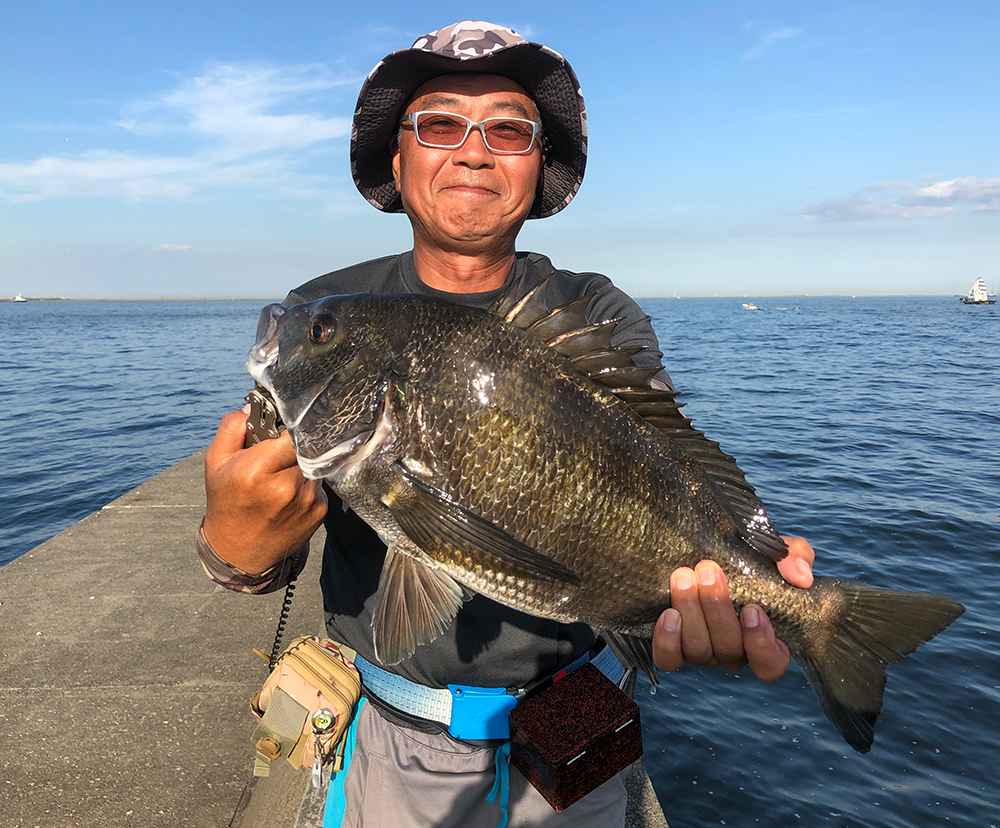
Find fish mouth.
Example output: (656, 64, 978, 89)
(247, 303, 284, 385)
(244, 299, 395, 483)
(245, 302, 329, 431)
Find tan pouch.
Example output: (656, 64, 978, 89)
(250, 636, 362, 781)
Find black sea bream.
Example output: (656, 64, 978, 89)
(247, 279, 964, 753)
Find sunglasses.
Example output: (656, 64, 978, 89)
(400, 111, 542, 155)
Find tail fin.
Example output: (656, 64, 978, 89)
(794, 576, 964, 753)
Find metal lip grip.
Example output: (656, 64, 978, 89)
(245, 384, 284, 447)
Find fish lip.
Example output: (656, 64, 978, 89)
(245, 303, 329, 431)
(295, 429, 375, 480)
(247, 303, 285, 383)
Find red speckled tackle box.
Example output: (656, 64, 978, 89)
(508, 662, 643, 812)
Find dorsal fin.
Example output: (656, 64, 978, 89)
(491, 274, 789, 563)
(495, 279, 551, 328)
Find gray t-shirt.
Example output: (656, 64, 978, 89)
(286, 250, 668, 725)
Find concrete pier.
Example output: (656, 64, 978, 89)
(0, 451, 666, 827)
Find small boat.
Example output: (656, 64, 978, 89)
(959, 278, 995, 305)
(742, 302, 758, 310)
(13, 293, 27, 302)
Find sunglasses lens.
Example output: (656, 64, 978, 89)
(482, 118, 536, 152)
(413, 113, 468, 147)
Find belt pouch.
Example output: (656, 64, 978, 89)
(250, 636, 362, 778)
(508, 663, 642, 812)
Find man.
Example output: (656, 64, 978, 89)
(198, 21, 815, 828)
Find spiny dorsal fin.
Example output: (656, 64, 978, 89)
(495, 279, 551, 328)
(491, 274, 789, 563)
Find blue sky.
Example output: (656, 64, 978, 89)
(2, 1, 997, 298)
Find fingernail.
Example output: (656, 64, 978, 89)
(660, 609, 680, 633)
(674, 570, 693, 590)
(796, 558, 811, 578)
(698, 565, 716, 587)
(242, 403, 251, 414)
(742, 606, 760, 629)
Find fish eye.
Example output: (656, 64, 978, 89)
(309, 314, 335, 344)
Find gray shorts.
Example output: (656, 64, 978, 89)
(340, 702, 628, 828)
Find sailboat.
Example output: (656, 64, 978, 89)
(959, 278, 995, 305)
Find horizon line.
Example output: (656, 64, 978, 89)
(1, 292, 970, 303)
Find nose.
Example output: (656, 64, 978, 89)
(451, 125, 495, 169)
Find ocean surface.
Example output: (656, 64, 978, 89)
(2, 295, 997, 827)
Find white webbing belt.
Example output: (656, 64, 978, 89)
(352, 645, 625, 732)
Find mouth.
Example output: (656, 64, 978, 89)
(443, 182, 499, 197)
(247, 303, 285, 385)
(245, 302, 342, 433)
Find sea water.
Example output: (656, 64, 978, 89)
(1, 295, 997, 827)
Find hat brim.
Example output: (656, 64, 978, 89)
(350, 43, 587, 219)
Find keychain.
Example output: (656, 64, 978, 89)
(311, 709, 335, 788)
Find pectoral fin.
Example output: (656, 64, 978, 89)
(372, 545, 470, 665)
(386, 463, 582, 588)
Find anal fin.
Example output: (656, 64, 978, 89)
(598, 628, 659, 686)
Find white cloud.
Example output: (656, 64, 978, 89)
(0, 62, 354, 203)
(0, 150, 199, 201)
(152, 244, 191, 252)
(118, 62, 353, 156)
(802, 196, 951, 222)
(912, 176, 1000, 210)
(803, 177, 1000, 222)
(16, 122, 107, 133)
(743, 27, 801, 60)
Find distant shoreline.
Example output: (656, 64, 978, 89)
(2, 294, 966, 303)
(0, 296, 278, 303)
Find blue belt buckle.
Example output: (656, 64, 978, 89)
(447, 685, 518, 741)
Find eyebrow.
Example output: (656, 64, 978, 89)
(412, 94, 536, 121)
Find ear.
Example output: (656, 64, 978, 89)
(531, 154, 546, 216)
(392, 157, 401, 194)
(390, 133, 402, 193)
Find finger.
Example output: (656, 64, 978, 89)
(741, 605, 791, 682)
(205, 408, 252, 469)
(669, 567, 714, 667)
(783, 535, 815, 567)
(651, 608, 683, 672)
(694, 561, 747, 671)
(283, 475, 328, 518)
(307, 479, 329, 515)
(246, 429, 300, 474)
(777, 536, 815, 588)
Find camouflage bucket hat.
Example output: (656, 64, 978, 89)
(350, 20, 587, 219)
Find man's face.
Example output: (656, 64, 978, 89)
(392, 73, 543, 254)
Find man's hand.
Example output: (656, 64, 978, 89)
(651, 536, 815, 681)
(202, 408, 328, 574)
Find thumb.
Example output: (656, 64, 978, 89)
(777, 536, 815, 589)
(205, 407, 250, 469)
